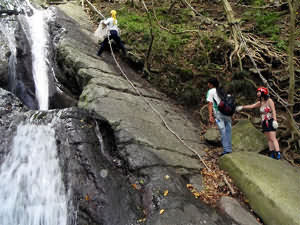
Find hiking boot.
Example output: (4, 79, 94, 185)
(269, 151, 275, 159)
(275, 152, 281, 160)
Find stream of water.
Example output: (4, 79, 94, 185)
(0, 1, 69, 224)
(0, 124, 68, 225)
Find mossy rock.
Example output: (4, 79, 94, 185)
(204, 127, 221, 146)
(219, 152, 300, 225)
(232, 120, 268, 153)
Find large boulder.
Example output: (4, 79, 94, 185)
(232, 120, 268, 153)
(217, 196, 261, 225)
(219, 152, 300, 225)
(204, 127, 221, 146)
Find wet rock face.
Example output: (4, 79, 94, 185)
(0, 38, 9, 89)
(0, 89, 27, 163)
(54, 109, 143, 225)
(0, 88, 142, 225)
(0, 88, 235, 225)
(0, 15, 38, 109)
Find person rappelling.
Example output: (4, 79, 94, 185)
(96, 10, 127, 57)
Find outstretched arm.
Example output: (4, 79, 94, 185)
(236, 101, 260, 112)
(242, 101, 260, 110)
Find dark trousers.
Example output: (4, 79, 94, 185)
(97, 30, 126, 56)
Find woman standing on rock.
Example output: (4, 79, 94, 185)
(236, 87, 281, 159)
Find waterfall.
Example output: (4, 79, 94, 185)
(1, 0, 51, 110)
(0, 124, 68, 225)
(0, 1, 18, 94)
(25, 1, 51, 110)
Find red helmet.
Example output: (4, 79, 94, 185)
(257, 87, 268, 95)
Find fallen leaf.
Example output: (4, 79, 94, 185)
(163, 190, 168, 196)
(159, 209, 165, 215)
(137, 218, 146, 222)
(132, 183, 137, 189)
(186, 184, 193, 189)
(164, 175, 170, 180)
(85, 194, 89, 201)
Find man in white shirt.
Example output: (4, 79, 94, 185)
(206, 78, 232, 156)
(97, 10, 126, 57)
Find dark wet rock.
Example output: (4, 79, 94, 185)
(14, 19, 39, 109)
(0, 38, 9, 88)
(0, 88, 28, 162)
(0, 89, 141, 225)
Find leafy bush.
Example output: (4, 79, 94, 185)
(243, 9, 285, 50)
(254, 10, 281, 37)
(238, 0, 265, 6)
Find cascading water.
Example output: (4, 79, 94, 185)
(25, 0, 51, 110)
(0, 123, 68, 225)
(1, 0, 51, 110)
(0, 1, 72, 223)
(0, 1, 18, 93)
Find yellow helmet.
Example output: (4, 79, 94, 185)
(111, 10, 117, 16)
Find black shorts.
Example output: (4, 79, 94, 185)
(262, 118, 276, 132)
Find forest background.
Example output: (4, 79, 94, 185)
(81, 0, 300, 164)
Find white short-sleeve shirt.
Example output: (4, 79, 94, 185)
(104, 17, 119, 32)
(206, 88, 221, 115)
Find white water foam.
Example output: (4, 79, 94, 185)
(0, 124, 67, 225)
(26, 6, 51, 110)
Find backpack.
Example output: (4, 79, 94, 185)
(94, 20, 108, 43)
(213, 91, 236, 116)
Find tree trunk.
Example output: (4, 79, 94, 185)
(287, 0, 300, 136)
(222, 0, 243, 70)
(287, 0, 296, 110)
(142, 0, 154, 74)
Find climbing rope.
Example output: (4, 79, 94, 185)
(106, 29, 210, 171)
(83, 0, 211, 171)
(82, 0, 105, 19)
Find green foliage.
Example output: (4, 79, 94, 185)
(155, 30, 190, 56)
(191, 31, 231, 69)
(238, 0, 265, 6)
(252, 0, 265, 6)
(243, 9, 286, 50)
(118, 8, 192, 59)
(254, 10, 281, 37)
(271, 35, 288, 51)
(118, 11, 148, 34)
